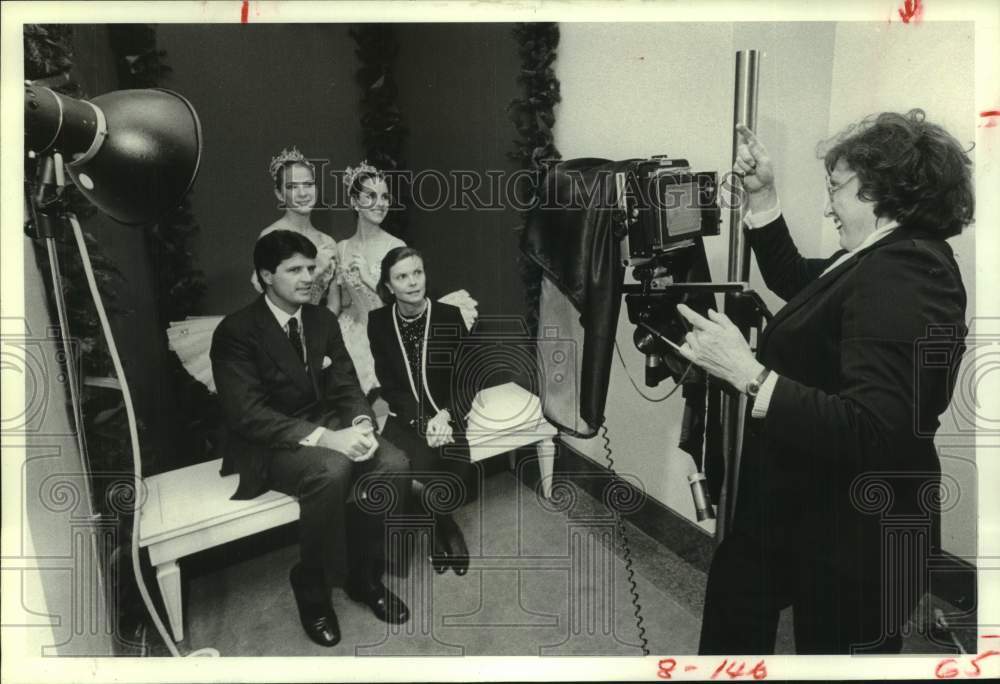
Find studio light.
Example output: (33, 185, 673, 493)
(25, 85, 202, 225)
(24, 83, 208, 657)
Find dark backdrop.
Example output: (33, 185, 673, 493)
(60, 23, 529, 471)
(394, 23, 527, 320)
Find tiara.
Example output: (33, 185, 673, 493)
(268, 147, 312, 180)
(343, 160, 380, 190)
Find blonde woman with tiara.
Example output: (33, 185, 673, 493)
(167, 147, 341, 392)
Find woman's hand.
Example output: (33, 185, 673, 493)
(734, 124, 778, 214)
(425, 409, 454, 448)
(348, 252, 378, 291)
(675, 303, 765, 393)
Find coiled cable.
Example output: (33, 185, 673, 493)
(599, 422, 649, 656)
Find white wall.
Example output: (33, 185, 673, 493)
(555, 22, 976, 557)
(826, 22, 977, 558)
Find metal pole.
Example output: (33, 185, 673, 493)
(727, 49, 759, 283)
(717, 49, 760, 542)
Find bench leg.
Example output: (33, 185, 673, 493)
(536, 438, 556, 500)
(155, 560, 184, 641)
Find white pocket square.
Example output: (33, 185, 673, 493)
(322, 356, 332, 369)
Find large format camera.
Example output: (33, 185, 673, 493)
(614, 156, 771, 390)
(617, 156, 720, 268)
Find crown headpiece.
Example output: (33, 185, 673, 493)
(343, 160, 380, 190)
(268, 146, 312, 180)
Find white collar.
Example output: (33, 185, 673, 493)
(848, 219, 899, 255)
(820, 219, 900, 278)
(264, 293, 302, 330)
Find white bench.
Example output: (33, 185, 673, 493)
(138, 382, 557, 641)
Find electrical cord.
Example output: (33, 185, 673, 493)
(605, 322, 702, 654)
(613, 339, 691, 402)
(599, 423, 649, 656)
(71, 215, 219, 658)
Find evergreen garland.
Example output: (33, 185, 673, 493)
(106, 25, 218, 476)
(349, 24, 409, 237)
(24, 24, 124, 379)
(507, 23, 562, 335)
(107, 25, 206, 327)
(24, 23, 145, 654)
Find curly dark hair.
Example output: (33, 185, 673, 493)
(820, 109, 974, 238)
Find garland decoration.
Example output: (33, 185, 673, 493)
(24, 23, 147, 654)
(106, 25, 220, 483)
(507, 23, 562, 335)
(24, 24, 124, 379)
(108, 25, 206, 327)
(349, 24, 409, 237)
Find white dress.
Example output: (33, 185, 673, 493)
(335, 231, 406, 394)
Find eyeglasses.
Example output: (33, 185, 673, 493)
(825, 173, 857, 199)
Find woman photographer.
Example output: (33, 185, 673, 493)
(678, 110, 972, 654)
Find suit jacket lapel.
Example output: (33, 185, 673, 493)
(253, 297, 314, 397)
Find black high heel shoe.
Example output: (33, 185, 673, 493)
(435, 513, 469, 576)
(430, 528, 451, 574)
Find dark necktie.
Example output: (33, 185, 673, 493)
(287, 317, 305, 365)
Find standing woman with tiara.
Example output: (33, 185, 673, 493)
(253, 147, 340, 312)
(334, 161, 478, 397)
(334, 161, 406, 395)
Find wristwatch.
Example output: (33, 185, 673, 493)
(745, 368, 771, 397)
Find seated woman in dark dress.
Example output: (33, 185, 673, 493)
(368, 246, 477, 576)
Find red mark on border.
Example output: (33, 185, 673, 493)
(981, 111, 1000, 128)
(899, 0, 923, 23)
(240, 0, 249, 23)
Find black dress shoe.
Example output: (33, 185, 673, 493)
(289, 566, 340, 647)
(436, 514, 469, 576)
(346, 577, 410, 624)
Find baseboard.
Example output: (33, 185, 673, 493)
(552, 439, 715, 574)
(551, 439, 977, 614)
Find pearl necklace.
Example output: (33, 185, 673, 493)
(391, 299, 441, 414)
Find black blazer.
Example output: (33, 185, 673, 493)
(740, 216, 966, 581)
(368, 300, 472, 430)
(210, 296, 374, 499)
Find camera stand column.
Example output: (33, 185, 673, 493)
(718, 49, 760, 542)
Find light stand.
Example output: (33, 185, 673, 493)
(26, 152, 96, 511)
(24, 83, 207, 657)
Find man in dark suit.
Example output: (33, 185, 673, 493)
(210, 230, 411, 647)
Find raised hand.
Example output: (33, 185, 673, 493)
(348, 252, 369, 275)
(734, 124, 776, 194)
